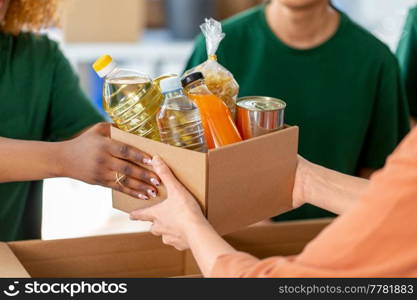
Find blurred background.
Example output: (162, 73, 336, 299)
(42, 0, 417, 240)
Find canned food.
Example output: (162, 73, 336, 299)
(236, 96, 286, 140)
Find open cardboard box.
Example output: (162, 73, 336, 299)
(111, 125, 299, 235)
(0, 219, 332, 278)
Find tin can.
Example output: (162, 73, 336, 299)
(236, 96, 286, 139)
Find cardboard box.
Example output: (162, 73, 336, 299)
(0, 219, 332, 278)
(61, 0, 146, 43)
(111, 125, 299, 235)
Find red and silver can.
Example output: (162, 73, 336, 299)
(236, 96, 286, 140)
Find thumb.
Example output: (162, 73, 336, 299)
(130, 207, 154, 222)
(93, 122, 111, 137)
(151, 156, 180, 190)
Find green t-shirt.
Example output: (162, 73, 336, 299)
(397, 6, 417, 117)
(185, 6, 411, 221)
(0, 32, 104, 241)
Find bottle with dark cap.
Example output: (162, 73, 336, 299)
(182, 72, 242, 149)
(181, 71, 205, 87)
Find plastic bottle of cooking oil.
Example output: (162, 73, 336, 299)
(182, 72, 242, 149)
(157, 76, 207, 153)
(92, 55, 163, 141)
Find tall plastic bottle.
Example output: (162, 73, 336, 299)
(93, 55, 163, 141)
(182, 72, 242, 149)
(157, 76, 207, 153)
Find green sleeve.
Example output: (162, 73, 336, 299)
(183, 34, 208, 72)
(360, 55, 411, 169)
(46, 44, 104, 141)
(396, 8, 417, 117)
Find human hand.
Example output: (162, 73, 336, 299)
(292, 155, 309, 209)
(129, 156, 206, 251)
(59, 123, 160, 200)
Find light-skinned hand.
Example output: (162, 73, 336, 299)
(129, 156, 206, 250)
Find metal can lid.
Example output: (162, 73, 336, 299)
(237, 97, 286, 111)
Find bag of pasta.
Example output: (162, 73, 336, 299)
(184, 18, 239, 119)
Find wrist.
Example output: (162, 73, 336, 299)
(292, 156, 313, 208)
(52, 141, 70, 178)
(182, 210, 211, 244)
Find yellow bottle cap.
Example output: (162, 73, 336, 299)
(93, 55, 113, 72)
(208, 54, 217, 61)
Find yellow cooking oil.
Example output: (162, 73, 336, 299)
(93, 54, 174, 141)
(103, 76, 162, 141)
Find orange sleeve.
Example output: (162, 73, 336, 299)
(210, 253, 360, 277)
(211, 253, 260, 277)
(210, 127, 417, 278)
(211, 252, 361, 277)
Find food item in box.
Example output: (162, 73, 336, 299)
(93, 55, 167, 141)
(182, 72, 241, 149)
(183, 18, 239, 119)
(157, 76, 207, 153)
(237, 96, 286, 139)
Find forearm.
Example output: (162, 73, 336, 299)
(295, 157, 369, 215)
(187, 158, 369, 276)
(0, 137, 65, 182)
(358, 167, 376, 179)
(184, 157, 370, 276)
(185, 217, 237, 277)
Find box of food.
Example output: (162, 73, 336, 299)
(61, 0, 146, 43)
(111, 124, 298, 236)
(0, 219, 331, 278)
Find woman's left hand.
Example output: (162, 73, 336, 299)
(129, 156, 206, 250)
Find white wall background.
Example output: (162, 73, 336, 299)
(334, 0, 417, 50)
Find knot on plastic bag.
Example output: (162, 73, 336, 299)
(200, 18, 225, 56)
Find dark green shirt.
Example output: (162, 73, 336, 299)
(397, 6, 417, 117)
(0, 33, 103, 241)
(186, 6, 411, 221)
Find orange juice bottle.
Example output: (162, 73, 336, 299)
(182, 72, 242, 149)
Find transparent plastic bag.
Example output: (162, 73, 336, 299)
(184, 18, 239, 118)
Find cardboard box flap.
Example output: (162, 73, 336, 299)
(1, 219, 331, 278)
(8, 232, 184, 278)
(0, 243, 30, 278)
(207, 126, 299, 235)
(111, 127, 207, 213)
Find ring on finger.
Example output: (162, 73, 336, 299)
(115, 172, 126, 186)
